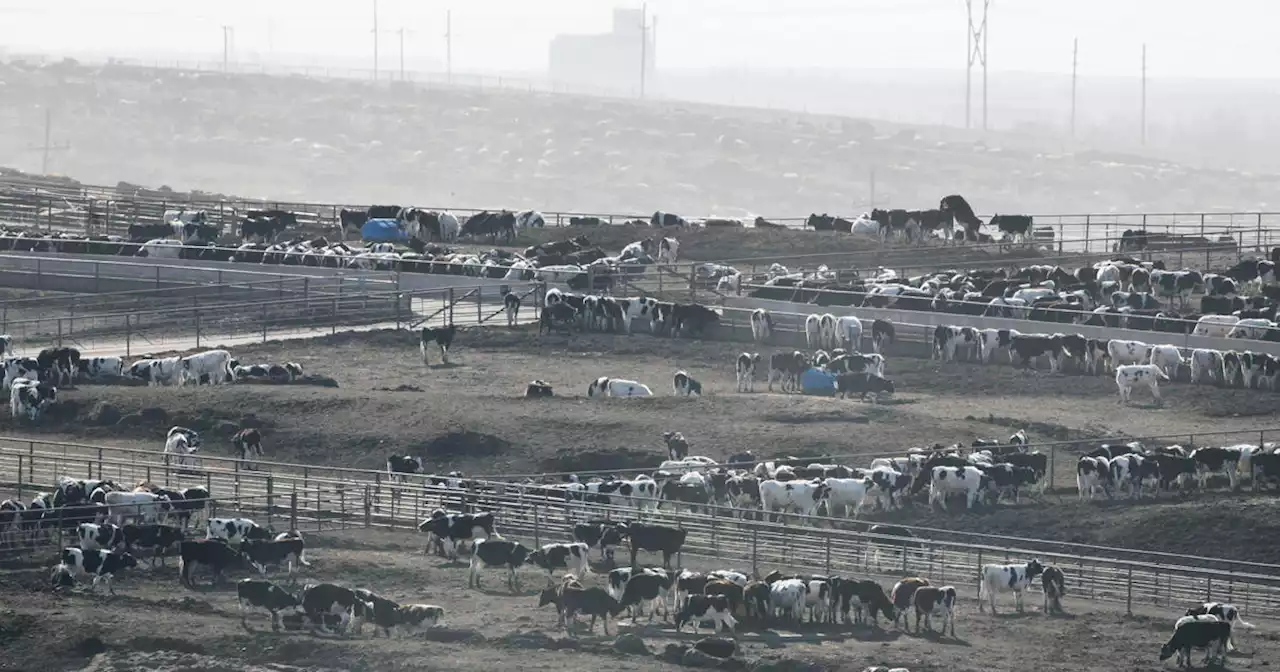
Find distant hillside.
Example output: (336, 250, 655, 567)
(0, 57, 1276, 218)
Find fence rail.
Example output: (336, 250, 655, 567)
(2, 437, 1279, 617)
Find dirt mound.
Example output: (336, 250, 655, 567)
(423, 431, 511, 458)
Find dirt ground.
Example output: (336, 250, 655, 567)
(7, 324, 1280, 561)
(1, 526, 1276, 672)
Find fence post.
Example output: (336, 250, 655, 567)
(266, 476, 275, 526)
(533, 504, 541, 549)
(97, 448, 103, 478)
(1126, 565, 1133, 615)
(57, 318, 63, 347)
(448, 288, 455, 324)
(291, 491, 298, 532)
(332, 297, 338, 335)
(125, 313, 132, 357)
(751, 526, 759, 578)
(17, 455, 24, 499)
(195, 310, 201, 348)
(824, 533, 831, 574)
(1048, 446, 1056, 494)
(234, 460, 241, 501)
(363, 486, 372, 528)
(262, 301, 268, 341)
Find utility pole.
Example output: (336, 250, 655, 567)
(868, 168, 876, 210)
(398, 27, 406, 80)
(639, 3, 649, 99)
(26, 107, 71, 175)
(221, 25, 234, 71)
(444, 10, 453, 83)
(1070, 37, 1078, 139)
(372, 0, 379, 80)
(965, 0, 989, 131)
(1140, 43, 1147, 146)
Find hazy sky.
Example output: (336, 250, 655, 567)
(1, 0, 1275, 79)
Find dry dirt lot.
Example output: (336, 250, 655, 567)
(6, 325, 1280, 560)
(1, 527, 1277, 672)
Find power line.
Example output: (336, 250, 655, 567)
(220, 25, 234, 71)
(444, 10, 453, 83)
(639, 3, 649, 99)
(25, 107, 71, 175)
(965, 0, 989, 131)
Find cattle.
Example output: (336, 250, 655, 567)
(398, 604, 446, 633)
(1190, 348, 1223, 385)
(525, 380, 554, 397)
(3, 356, 40, 393)
(1041, 566, 1066, 614)
(912, 585, 957, 636)
(557, 579, 626, 636)
(1146, 344, 1184, 380)
(616, 570, 675, 623)
(77, 522, 124, 552)
(301, 582, 375, 635)
(418, 512, 496, 560)
(835, 373, 895, 401)
(990, 214, 1033, 244)
(978, 328, 1019, 364)
(77, 356, 125, 380)
(750, 309, 773, 343)
(574, 520, 628, 562)
(834, 578, 896, 627)
(528, 542, 592, 580)
(933, 325, 981, 362)
(37, 347, 80, 385)
(138, 356, 183, 386)
(242, 532, 312, 576)
(661, 431, 691, 461)
(827, 352, 887, 378)
(1115, 363, 1169, 406)
(386, 454, 423, 483)
(803, 314, 822, 349)
(624, 522, 687, 569)
(979, 463, 1039, 504)
(501, 291, 522, 327)
(978, 559, 1044, 613)
(1076, 456, 1113, 499)
(769, 578, 809, 623)
(1160, 619, 1231, 668)
(58, 547, 138, 594)
(104, 490, 172, 526)
(1009, 333, 1063, 372)
(539, 302, 577, 334)
(1185, 602, 1255, 653)
(823, 477, 877, 518)
(206, 517, 274, 546)
(232, 428, 264, 467)
(586, 376, 653, 398)
(163, 427, 201, 469)
(672, 370, 703, 396)
(928, 466, 989, 511)
(760, 479, 830, 520)
(1193, 314, 1241, 338)
(10, 376, 55, 421)
(767, 351, 808, 393)
(419, 324, 457, 366)
(732, 352, 762, 393)
(468, 538, 531, 591)
(1190, 446, 1244, 491)
(237, 578, 302, 631)
(872, 318, 896, 353)
(889, 577, 930, 629)
(179, 349, 232, 386)
(121, 523, 185, 565)
(179, 539, 262, 587)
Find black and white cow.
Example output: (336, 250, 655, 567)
(1186, 602, 1255, 652)
(76, 522, 124, 552)
(1161, 618, 1231, 668)
(242, 532, 312, 576)
(1041, 566, 1067, 614)
(468, 538, 531, 591)
(672, 370, 703, 396)
(233, 428, 264, 467)
(59, 547, 138, 594)
(978, 559, 1044, 613)
(179, 539, 263, 587)
(301, 582, 375, 634)
(387, 454, 424, 483)
(835, 373, 895, 401)
(417, 512, 496, 561)
(419, 324, 458, 366)
(205, 517, 274, 546)
(37, 347, 81, 386)
(122, 523, 185, 565)
(237, 578, 302, 631)
(573, 520, 629, 562)
(528, 542, 592, 580)
(663, 431, 690, 460)
(871, 318, 896, 354)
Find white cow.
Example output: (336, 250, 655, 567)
(137, 238, 183, 259)
(1190, 349, 1223, 385)
(438, 212, 461, 242)
(1147, 344, 1184, 380)
(2, 357, 40, 395)
(978, 560, 1044, 613)
(78, 356, 125, 380)
(927, 466, 988, 511)
(818, 313, 839, 349)
(750, 309, 772, 343)
(1115, 364, 1170, 405)
(759, 479, 829, 520)
(586, 377, 653, 398)
(823, 477, 875, 518)
(804, 314, 822, 350)
(9, 377, 51, 421)
(837, 316, 863, 350)
(1193, 314, 1240, 338)
(1107, 339, 1151, 371)
(103, 490, 171, 525)
(180, 349, 233, 386)
(164, 427, 202, 468)
(1227, 318, 1278, 341)
(735, 353, 761, 392)
(148, 357, 184, 387)
(769, 578, 809, 623)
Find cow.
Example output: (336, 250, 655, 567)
(58, 547, 138, 594)
(1193, 314, 1241, 338)
(928, 466, 989, 511)
(179, 538, 263, 587)
(827, 353, 887, 377)
(573, 520, 628, 562)
(768, 351, 809, 393)
(835, 373, 895, 401)
(1190, 348, 1223, 385)
(121, 523, 185, 565)
(624, 522, 687, 569)
(736, 352, 762, 392)
(237, 578, 303, 632)
(1041, 566, 1067, 614)
(672, 370, 703, 396)
(1009, 333, 1064, 372)
(163, 426, 201, 469)
(180, 349, 232, 386)
(386, 454, 423, 483)
(750, 309, 773, 343)
(1115, 363, 1169, 406)
(468, 538, 531, 591)
(527, 542, 592, 581)
(1160, 618, 1231, 668)
(77, 522, 124, 552)
(869, 318, 896, 354)
(104, 490, 172, 526)
(978, 328, 1019, 364)
(525, 380, 554, 397)
(933, 325, 980, 362)
(242, 532, 312, 576)
(206, 518, 274, 546)
(769, 578, 809, 624)
(586, 376, 653, 398)
(10, 377, 55, 421)
(760, 479, 830, 521)
(301, 582, 375, 635)
(37, 347, 80, 385)
(77, 356, 125, 380)
(419, 324, 458, 366)
(417, 512, 496, 561)
(232, 428, 264, 467)
(502, 291, 522, 327)
(1185, 602, 1255, 653)
(804, 314, 822, 350)
(978, 559, 1044, 613)
(912, 585, 957, 636)
(1190, 446, 1244, 491)
(1146, 344, 1184, 380)
(1076, 456, 1113, 500)
(661, 431, 690, 461)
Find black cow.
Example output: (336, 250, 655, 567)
(939, 195, 983, 240)
(835, 373, 895, 401)
(122, 524, 185, 566)
(353, 588, 403, 638)
(1160, 619, 1231, 667)
(573, 520, 628, 562)
(179, 539, 261, 588)
(420, 324, 458, 366)
(237, 578, 301, 631)
(1041, 566, 1067, 613)
(1009, 334, 1063, 369)
(1224, 259, 1276, 284)
(1252, 453, 1280, 491)
(242, 534, 311, 575)
(301, 582, 374, 633)
(625, 523, 687, 569)
(1117, 229, 1149, 252)
(670, 303, 719, 337)
(871, 318, 896, 353)
(232, 428, 264, 466)
(37, 347, 80, 385)
(833, 578, 896, 626)
(651, 211, 689, 228)
(978, 464, 1039, 503)
(990, 214, 1033, 243)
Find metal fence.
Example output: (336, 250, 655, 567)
(2, 437, 1279, 617)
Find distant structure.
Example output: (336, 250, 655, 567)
(548, 7, 655, 94)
